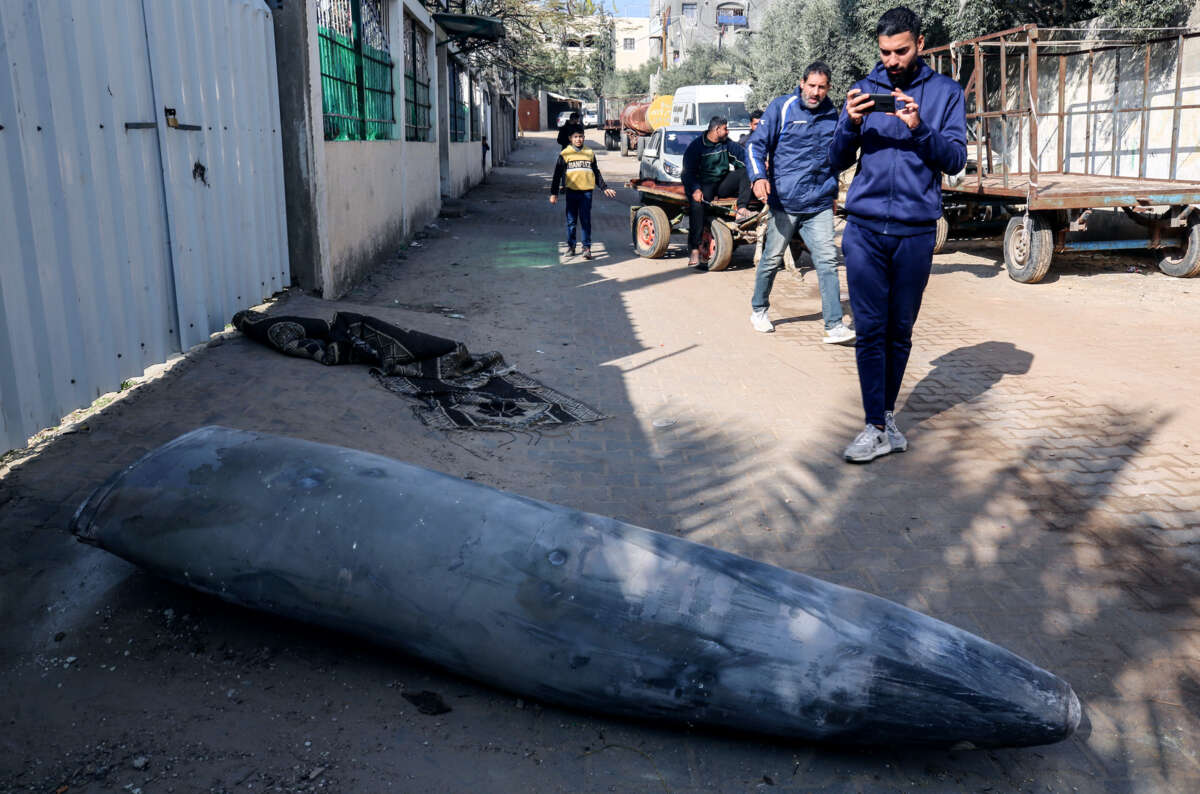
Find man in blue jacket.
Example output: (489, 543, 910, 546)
(830, 6, 966, 463)
(745, 61, 853, 345)
(681, 116, 754, 269)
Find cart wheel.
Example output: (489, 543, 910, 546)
(1003, 213, 1053, 283)
(633, 205, 672, 259)
(934, 215, 950, 254)
(619, 133, 630, 157)
(701, 220, 734, 271)
(1158, 216, 1200, 278)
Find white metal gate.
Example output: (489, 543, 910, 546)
(0, 0, 289, 452)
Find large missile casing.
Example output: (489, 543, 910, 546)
(71, 427, 1080, 747)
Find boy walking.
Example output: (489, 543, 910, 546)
(550, 129, 616, 260)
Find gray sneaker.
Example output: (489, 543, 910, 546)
(843, 424, 892, 463)
(822, 323, 856, 345)
(750, 309, 774, 333)
(884, 410, 907, 452)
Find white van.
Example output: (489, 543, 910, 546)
(670, 84, 753, 136)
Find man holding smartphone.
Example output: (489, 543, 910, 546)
(829, 6, 966, 462)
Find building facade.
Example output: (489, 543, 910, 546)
(649, 0, 762, 66)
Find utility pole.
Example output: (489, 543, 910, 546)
(661, 7, 669, 71)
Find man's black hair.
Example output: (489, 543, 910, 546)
(749, 109, 763, 121)
(707, 115, 727, 131)
(876, 6, 921, 39)
(569, 111, 580, 119)
(802, 61, 832, 83)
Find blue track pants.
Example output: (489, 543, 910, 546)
(842, 222, 936, 427)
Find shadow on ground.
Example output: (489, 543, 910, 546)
(2, 133, 1199, 792)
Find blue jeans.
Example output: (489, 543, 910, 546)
(564, 190, 592, 248)
(751, 207, 843, 330)
(842, 221, 936, 427)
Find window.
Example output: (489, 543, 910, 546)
(716, 3, 747, 26)
(449, 60, 467, 142)
(623, 37, 635, 50)
(681, 3, 697, 22)
(317, 0, 396, 141)
(469, 77, 482, 142)
(404, 14, 431, 141)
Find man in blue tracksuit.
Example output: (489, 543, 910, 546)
(745, 61, 854, 345)
(829, 6, 966, 462)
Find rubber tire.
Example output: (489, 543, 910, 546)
(1003, 213, 1054, 284)
(632, 205, 672, 259)
(604, 130, 618, 151)
(636, 136, 646, 159)
(934, 215, 949, 254)
(702, 220, 735, 271)
(619, 133, 630, 157)
(1158, 216, 1200, 277)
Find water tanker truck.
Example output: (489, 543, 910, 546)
(602, 95, 672, 156)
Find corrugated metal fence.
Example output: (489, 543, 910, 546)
(0, 0, 289, 452)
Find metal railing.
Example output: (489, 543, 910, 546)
(923, 26, 1200, 201)
(317, 0, 396, 141)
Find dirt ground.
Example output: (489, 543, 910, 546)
(2, 130, 1199, 792)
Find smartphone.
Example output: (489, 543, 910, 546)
(865, 93, 899, 113)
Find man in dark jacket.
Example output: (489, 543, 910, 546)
(829, 6, 966, 462)
(556, 111, 585, 148)
(681, 116, 754, 269)
(745, 61, 852, 344)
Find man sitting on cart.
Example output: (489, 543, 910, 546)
(682, 116, 755, 269)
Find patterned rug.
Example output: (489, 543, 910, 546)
(232, 310, 605, 431)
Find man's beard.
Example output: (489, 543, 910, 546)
(887, 60, 918, 87)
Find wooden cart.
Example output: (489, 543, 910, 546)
(628, 179, 768, 270)
(924, 26, 1200, 282)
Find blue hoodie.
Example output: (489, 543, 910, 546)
(829, 59, 966, 235)
(745, 91, 839, 215)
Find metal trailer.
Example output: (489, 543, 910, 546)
(923, 26, 1200, 283)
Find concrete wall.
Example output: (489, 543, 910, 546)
(445, 141, 486, 198)
(269, 0, 330, 293)
(322, 138, 441, 296)
(614, 17, 653, 72)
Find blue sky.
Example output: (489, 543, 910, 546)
(609, 0, 650, 17)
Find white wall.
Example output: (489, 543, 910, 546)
(615, 17, 653, 72)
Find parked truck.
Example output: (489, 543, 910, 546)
(602, 94, 673, 156)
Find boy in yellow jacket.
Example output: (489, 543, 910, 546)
(550, 130, 616, 260)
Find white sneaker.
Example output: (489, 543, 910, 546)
(750, 309, 774, 333)
(884, 410, 907, 452)
(843, 424, 892, 463)
(822, 323, 856, 345)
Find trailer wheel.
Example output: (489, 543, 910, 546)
(636, 136, 646, 158)
(701, 220, 734, 271)
(604, 130, 619, 151)
(1003, 213, 1053, 283)
(619, 133, 630, 157)
(633, 206, 672, 259)
(1158, 216, 1200, 278)
(934, 215, 950, 254)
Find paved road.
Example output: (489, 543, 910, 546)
(2, 130, 1199, 792)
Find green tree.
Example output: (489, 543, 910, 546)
(657, 44, 751, 95)
(603, 58, 657, 97)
